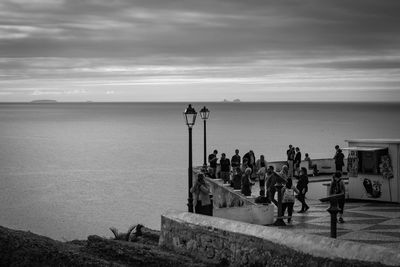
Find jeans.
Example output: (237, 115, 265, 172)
(282, 202, 294, 220)
(297, 192, 309, 211)
(268, 187, 278, 206)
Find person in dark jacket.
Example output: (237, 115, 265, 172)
(296, 167, 309, 213)
(208, 149, 218, 178)
(241, 167, 254, 196)
(334, 146, 345, 173)
(231, 167, 242, 190)
(219, 153, 231, 184)
(330, 172, 346, 223)
(266, 166, 286, 206)
(287, 145, 295, 178)
(231, 149, 241, 169)
(294, 147, 302, 177)
(243, 150, 256, 174)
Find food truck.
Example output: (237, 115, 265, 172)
(343, 139, 400, 203)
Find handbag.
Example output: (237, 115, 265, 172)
(283, 188, 295, 203)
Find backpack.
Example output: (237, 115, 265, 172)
(282, 188, 295, 203)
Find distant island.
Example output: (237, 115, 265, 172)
(30, 100, 58, 103)
(222, 99, 241, 103)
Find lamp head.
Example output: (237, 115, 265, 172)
(183, 104, 197, 128)
(199, 106, 210, 120)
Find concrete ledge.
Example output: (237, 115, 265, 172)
(160, 211, 400, 266)
(214, 204, 274, 225)
(206, 177, 254, 208)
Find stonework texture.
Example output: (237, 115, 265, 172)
(159, 213, 398, 267)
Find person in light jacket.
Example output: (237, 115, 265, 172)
(190, 173, 211, 215)
(278, 165, 290, 182)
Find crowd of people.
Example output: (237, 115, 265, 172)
(191, 145, 346, 223)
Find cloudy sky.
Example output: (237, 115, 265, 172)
(0, 0, 400, 102)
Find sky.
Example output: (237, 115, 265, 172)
(0, 0, 400, 102)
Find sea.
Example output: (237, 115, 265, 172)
(0, 102, 399, 240)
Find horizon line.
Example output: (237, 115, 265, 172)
(1, 100, 400, 104)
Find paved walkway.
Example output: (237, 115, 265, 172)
(212, 175, 400, 251)
(277, 200, 400, 251)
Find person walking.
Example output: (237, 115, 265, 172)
(219, 153, 231, 184)
(334, 146, 345, 173)
(330, 172, 346, 223)
(265, 166, 286, 206)
(231, 149, 241, 169)
(296, 167, 310, 213)
(208, 149, 218, 178)
(190, 173, 211, 215)
(294, 147, 302, 177)
(282, 178, 299, 223)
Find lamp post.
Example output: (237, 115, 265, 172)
(183, 104, 197, 213)
(199, 106, 210, 171)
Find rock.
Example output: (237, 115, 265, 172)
(0, 225, 217, 267)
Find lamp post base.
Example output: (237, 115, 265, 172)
(327, 207, 339, 238)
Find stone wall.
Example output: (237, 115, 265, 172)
(159, 211, 400, 267)
(213, 204, 274, 225)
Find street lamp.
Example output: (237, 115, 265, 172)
(199, 106, 210, 171)
(183, 104, 197, 213)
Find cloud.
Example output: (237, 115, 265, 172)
(32, 90, 63, 95)
(0, 0, 399, 101)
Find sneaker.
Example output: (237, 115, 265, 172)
(339, 217, 344, 223)
(304, 206, 310, 212)
(297, 210, 305, 213)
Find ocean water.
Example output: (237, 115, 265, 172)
(0, 102, 399, 240)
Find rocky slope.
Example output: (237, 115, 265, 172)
(0, 225, 221, 266)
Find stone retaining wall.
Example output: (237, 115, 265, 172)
(159, 211, 400, 267)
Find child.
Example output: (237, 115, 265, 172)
(330, 171, 346, 223)
(282, 178, 299, 223)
